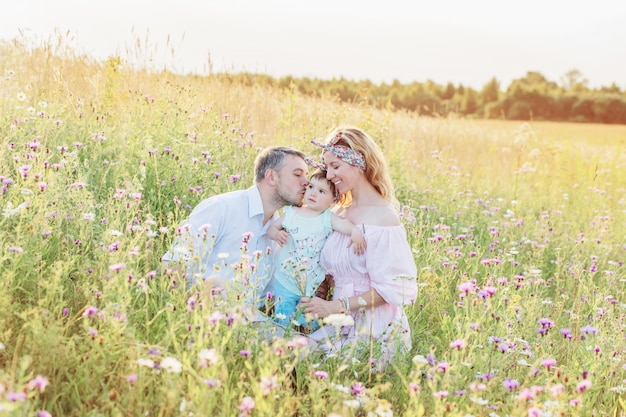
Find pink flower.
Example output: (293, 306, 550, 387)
(238, 396, 255, 415)
(27, 375, 50, 392)
(314, 371, 329, 379)
(503, 377, 519, 391)
(351, 382, 366, 395)
(433, 390, 449, 399)
(576, 379, 592, 393)
(541, 358, 556, 370)
(260, 374, 279, 396)
(83, 306, 98, 317)
(109, 263, 126, 272)
(449, 339, 466, 350)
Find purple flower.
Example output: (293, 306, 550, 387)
(503, 377, 519, 391)
(576, 379, 592, 393)
(580, 325, 598, 335)
(351, 382, 366, 395)
(541, 358, 556, 370)
(27, 375, 50, 392)
(83, 306, 98, 317)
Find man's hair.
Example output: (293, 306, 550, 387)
(254, 146, 306, 183)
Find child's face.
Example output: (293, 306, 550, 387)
(304, 177, 335, 211)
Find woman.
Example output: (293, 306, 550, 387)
(299, 126, 418, 364)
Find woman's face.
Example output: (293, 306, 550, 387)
(323, 152, 360, 196)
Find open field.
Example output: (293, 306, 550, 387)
(1, 41, 626, 416)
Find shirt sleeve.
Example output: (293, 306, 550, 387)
(365, 226, 418, 306)
(162, 196, 227, 269)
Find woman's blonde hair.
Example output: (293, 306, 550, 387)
(323, 126, 398, 209)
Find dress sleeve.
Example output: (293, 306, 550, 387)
(365, 226, 418, 306)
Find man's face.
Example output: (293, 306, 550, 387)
(274, 155, 309, 207)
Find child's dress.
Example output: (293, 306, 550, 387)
(272, 206, 333, 327)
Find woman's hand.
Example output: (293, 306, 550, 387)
(298, 296, 341, 319)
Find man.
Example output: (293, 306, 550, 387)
(161, 146, 309, 308)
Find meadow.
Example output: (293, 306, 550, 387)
(1, 37, 626, 417)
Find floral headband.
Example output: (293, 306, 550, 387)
(311, 132, 366, 171)
(304, 157, 325, 171)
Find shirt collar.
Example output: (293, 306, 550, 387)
(246, 185, 264, 219)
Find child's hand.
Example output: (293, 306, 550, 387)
(347, 229, 366, 255)
(275, 230, 290, 246)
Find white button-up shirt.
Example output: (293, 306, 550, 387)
(162, 185, 278, 297)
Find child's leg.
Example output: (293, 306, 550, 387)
(272, 280, 301, 327)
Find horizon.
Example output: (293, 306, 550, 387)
(1, 0, 625, 91)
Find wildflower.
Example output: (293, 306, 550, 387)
(109, 263, 125, 272)
(137, 358, 155, 368)
(187, 295, 197, 311)
(351, 381, 366, 396)
(569, 398, 581, 407)
(17, 92, 27, 101)
(198, 348, 221, 367)
(205, 379, 221, 388)
(576, 379, 592, 393)
(239, 349, 252, 357)
(540, 358, 556, 370)
(37, 411, 51, 417)
(580, 324, 598, 335)
(260, 374, 279, 396)
(323, 313, 355, 327)
(27, 375, 50, 392)
(560, 328, 572, 339)
(230, 174, 241, 183)
(8, 246, 23, 254)
(126, 374, 138, 384)
(503, 377, 519, 391)
(373, 399, 393, 417)
(83, 306, 98, 318)
(238, 396, 255, 416)
(160, 357, 182, 373)
(450, 339, 466, 349)
(88, 328, 97, 339)
(550, 383, 565, 397)
(314, 371, 329, 379)
(433, 390, 449, 399)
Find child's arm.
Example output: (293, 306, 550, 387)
(267, 213, 289, 246)
(330, 213, 366, 255)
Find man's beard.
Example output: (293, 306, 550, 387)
(273, 181, 303, 208)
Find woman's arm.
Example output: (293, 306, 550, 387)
(298, 288, 386, 319)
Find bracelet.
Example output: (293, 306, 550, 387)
(340, 297, 350, 314)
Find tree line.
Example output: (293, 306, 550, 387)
(215, 69, 626, 124)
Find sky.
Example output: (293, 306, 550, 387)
(1, 0, 625, 90)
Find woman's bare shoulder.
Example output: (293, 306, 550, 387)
(349, 201, 400, 226)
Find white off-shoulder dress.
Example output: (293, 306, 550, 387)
(309, 224, 418, 362)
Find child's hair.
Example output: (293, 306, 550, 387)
(309, 169, 338, 201)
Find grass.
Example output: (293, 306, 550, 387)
(0, 35, 625, 416)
